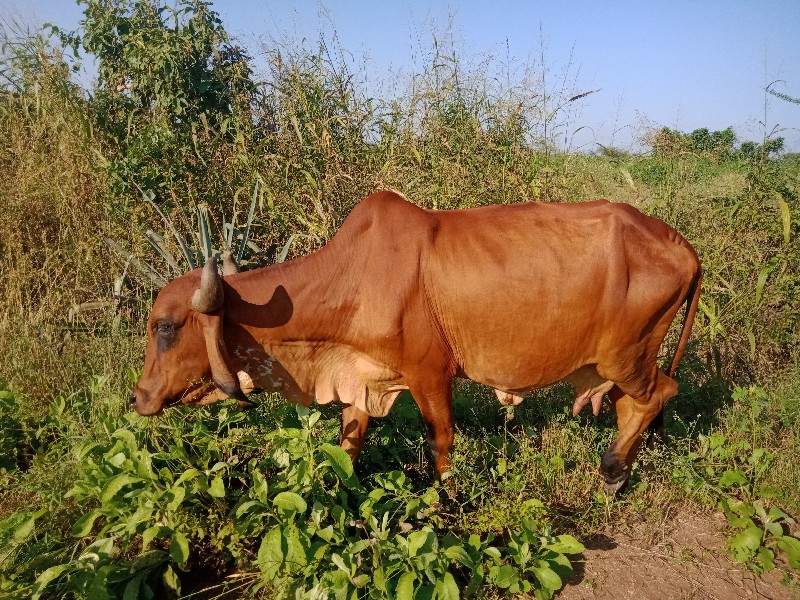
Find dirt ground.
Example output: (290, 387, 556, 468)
(558, 510, 799, 600)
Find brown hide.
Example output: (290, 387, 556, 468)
(131, 191, 702, 489)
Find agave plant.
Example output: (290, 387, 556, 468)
(69, 182, 283, 326)
(102, 181, 297, 288)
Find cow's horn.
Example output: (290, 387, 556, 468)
(191, 257, 224, 313)
(221, 251, 239, 276)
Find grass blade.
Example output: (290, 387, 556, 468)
(145, 230, 182, 275)
(237, 180, 259, 264)
(138, 186, 196, 269)
(103, 237, 168, 287)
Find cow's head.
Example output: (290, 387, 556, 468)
(129, 257, 249, 416)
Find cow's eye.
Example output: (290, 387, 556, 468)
(156, 321, 176, 335)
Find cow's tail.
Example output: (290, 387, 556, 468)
(667, 265, 702, 378)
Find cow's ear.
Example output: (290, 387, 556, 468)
(197, 312, 247, 402)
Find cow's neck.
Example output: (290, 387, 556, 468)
(223, 243, 360, 401)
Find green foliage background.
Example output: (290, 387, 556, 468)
(0, 1, 798, 598)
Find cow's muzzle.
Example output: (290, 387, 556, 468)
(127, 389, 165, 416)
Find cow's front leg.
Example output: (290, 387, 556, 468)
(408, 380, 455, 477)
(339, 403, 371, 462)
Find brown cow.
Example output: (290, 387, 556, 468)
(130, 191, 701, 492)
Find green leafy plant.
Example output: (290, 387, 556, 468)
(672, 386, 800, 575)
(19, 399, 585, 600)
(49, 0, 256, 195)
(719, 498, 800, 574)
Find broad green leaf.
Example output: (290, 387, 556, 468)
(545, 534, 585, 555)
(767, 506, 792, 523)
(395, 571, 416, 600)
(257, 526, 283, 578)
(421, 487, 440, 506)
(331, 552, 351, 575)
(165, 486, 186, 511)
(547, 552, 576, 580)
(107, 451, 127, 468)
(465, 567, 485, 597)
(319, 443, 356, 485)
(31, 564, 72, 600)
(719, 469, 748, 489)
(129, 549, 168, 572)
(174, 468, 200, 487)
(123, 571, 147, 600)
(407, 529, 434, 557)
(533, 565, 563, 592)
(111, 428, 138, 449)
(348, 539, 372, 554)
(273, 491, 307, 514)
(163, 564, 181, 593)
(142, 524, 165, 550)
(234, 500, 264, 518)
(207, 475, 225, 498)
(435, 572, 460, 600)
(282, 523, 309, 571)
(492, 564, 518, 588)
(443, 544, 474, 568)
(209, 461, 229, 473)
(372, 565, 387, 592)
(320, 570, 352, 599)
(252, 470, 269, 503)
(778, 536, 800, 568)
(727, 524, 763, 563)
(99, 473, 142, 504)
(72, 509, 103, 538)
(169, 531, 190, 565)
(80, 536, 117, 560)
(483, 546, 502, 560)
(753, 500, 768, 523)
(1, 511, 37, 545)
(756, 546, 776, 571)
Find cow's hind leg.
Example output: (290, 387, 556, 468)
(407, 379, 455, 477)
(340, 404, 371, 462)
(601, 371, 678, 494)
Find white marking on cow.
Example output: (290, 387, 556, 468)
(233, 346, 275, 380)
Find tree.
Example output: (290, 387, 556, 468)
(52, 0, 256, 196)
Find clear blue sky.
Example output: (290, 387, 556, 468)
(4, 0, 799, 151)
